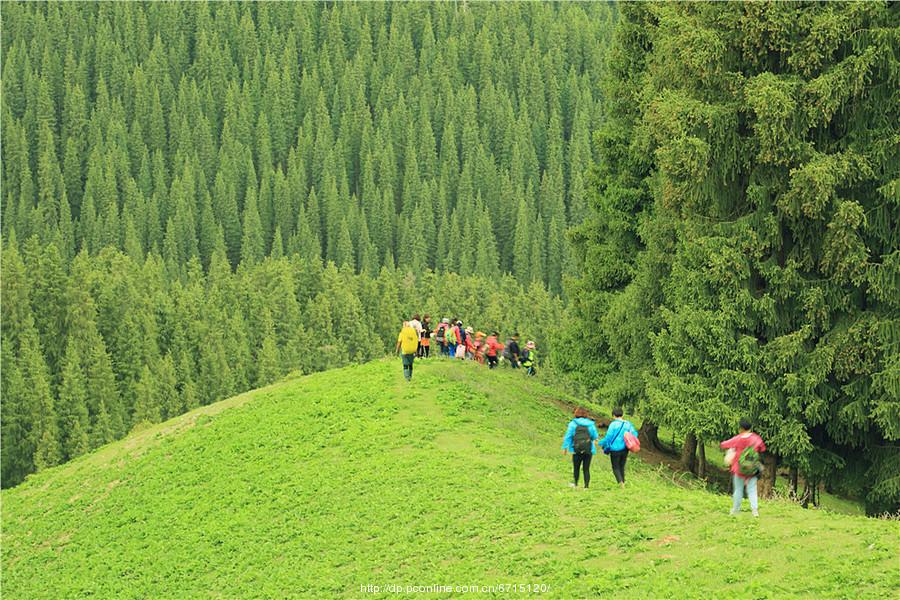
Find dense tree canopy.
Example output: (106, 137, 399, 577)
(1, 1, 613, 291)
(566, 2, 899, 514)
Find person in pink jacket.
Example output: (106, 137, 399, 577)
(720, 418, 766, 517)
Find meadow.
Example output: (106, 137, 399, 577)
(2, 359, 897, 599)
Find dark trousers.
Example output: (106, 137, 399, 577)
(487, 355, 498, 369)
(609, 449, 628, 483)
(510, 357, 519, 368)
(419, 344, 430, 358)
(401, 353, 415, 380)
(573, 452, 592, 488)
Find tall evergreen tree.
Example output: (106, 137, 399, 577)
(57, 339, 90, 461)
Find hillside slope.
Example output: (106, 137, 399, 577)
(2, 360, 897, 599)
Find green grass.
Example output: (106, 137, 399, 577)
(3, 359, 897, 599)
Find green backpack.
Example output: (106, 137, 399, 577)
(446, 328, 457, 344)
(573, 425, 593, 454)
(738, 446, 762, 477)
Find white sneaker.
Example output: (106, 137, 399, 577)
(569, 482, 577, 488)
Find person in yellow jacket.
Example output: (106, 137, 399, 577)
(396, 320, 420, 381)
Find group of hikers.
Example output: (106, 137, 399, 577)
(396, 315, 537, 382)
(398, 314, 766, 516)
(562, 409, 767, 516)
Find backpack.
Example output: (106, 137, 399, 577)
(436, 324, 446, 342)
(738, 446, 762, 477)
(522, 350, 535, 366)
(447, 328, 458, 344)
(573, 424, 593, 454)
(502, 342, 512, 360)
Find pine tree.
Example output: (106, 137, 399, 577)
(256, 310, 281, 386)
(512, 197, 531, 285)
(240, 181, 264, 266)
(21, 330, 61, 471)
(156, 353, 180, 421)
(1, 346, 34, 486)
(57, 340, 90, 460)
(529, 216, 545, 285)
(474, 204, 499, 280)
(30, 242, 68, 383)
(335, 217, 355, 271)
(132, 364, 160, 426)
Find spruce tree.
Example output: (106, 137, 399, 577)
(57, 340, 90, 460)
(156, 353, 180, 421)
(132, 364, 160, 426)
(240, 181, 264, 266)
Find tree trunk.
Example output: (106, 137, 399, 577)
(638, 420, 662, 452)
(697, 440, 706, 478)
(681, 432, 697, 474)
(758, 453, 777, 498)
(801, 478, 814, 509)
(789, 467, 798, 500)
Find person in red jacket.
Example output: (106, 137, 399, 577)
(473, 332, 486, 364)
(484, 332, 505, 369)
(464, 327, 476, 359)
(720, 418, 766, 517)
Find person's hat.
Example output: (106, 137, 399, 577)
(475, 331, 486, 338)
(442, 318, 450, 323)
(457, 320, 463, 326)
(465, 326, 473, 334)
(526, 341, 536, 349)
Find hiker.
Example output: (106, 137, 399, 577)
(562, 407, 599, 489)
(436, 318, 450, 356)
(507, 333, 521, 369)
(464, 326, 475, 359)
(456, 321, 468, 359)
(395, 320, 419, 381)
(720, 418, 767, 517)
(521, 341, 537, 375)
(419, 314, 432, 358)
(474, 331, 486, 364)
(599, 408, 638, 488)
(447, 318, 460, 358)
(484, 332, 504, 369)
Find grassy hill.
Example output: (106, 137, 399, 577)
(2, 359, 898, 599)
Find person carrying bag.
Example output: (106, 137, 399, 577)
(599, 408, 638, 488)
(561, 407, 599, 489)
(720, 418, 766, 517)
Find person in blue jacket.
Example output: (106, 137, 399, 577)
(599, 407, 638, 488)
(561, 407, 599, 489)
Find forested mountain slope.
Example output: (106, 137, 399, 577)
(1, 2, 605, 486)
(3, 360, 897, 599)
(2, 1, 611, 287)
